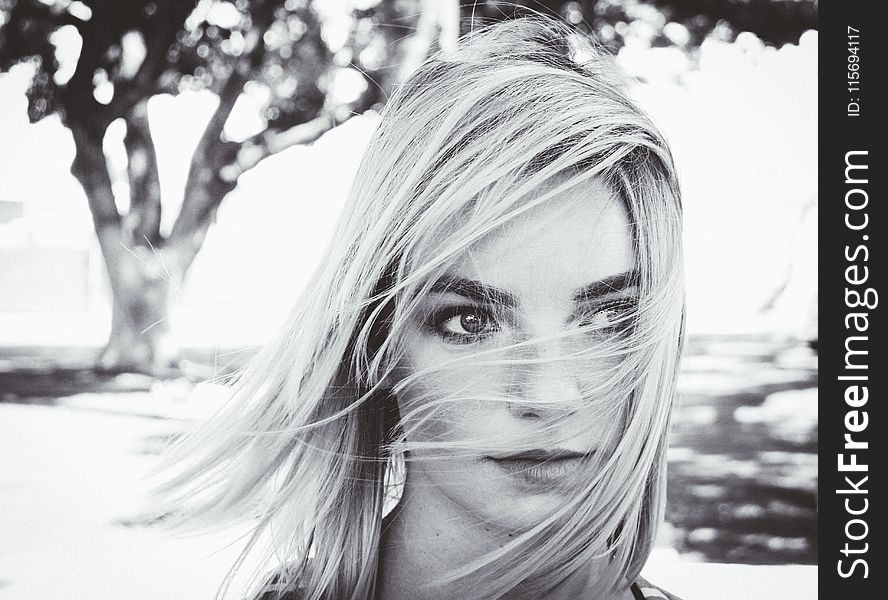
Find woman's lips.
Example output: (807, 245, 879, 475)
(486, 450, 592, 487)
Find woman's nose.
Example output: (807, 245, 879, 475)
(507, 348, 584, 419)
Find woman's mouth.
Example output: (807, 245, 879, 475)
(486, 450, 592, 487)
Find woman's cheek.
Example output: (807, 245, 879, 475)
(399, 368, 506, 444)
(394, 325, 514, 438)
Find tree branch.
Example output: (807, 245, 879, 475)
(165, 65, 250, 250)
(69, 123, 120, 232)
(69, 120, 135, 303)
(166, 1, 279, 265)
(219, 113, 338, 182)
(123, 99, 163, 246)
(108, 0, 200, 118)
(169, 0, 455, 260)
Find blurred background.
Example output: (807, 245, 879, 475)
(0, 1, 817, 598)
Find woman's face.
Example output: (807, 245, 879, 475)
(393, 177, 637, 529)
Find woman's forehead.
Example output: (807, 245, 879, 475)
(442, 179, 634, 303)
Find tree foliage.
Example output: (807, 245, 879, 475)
(460, 1, 816, 51)
(0, 0, 818, 134)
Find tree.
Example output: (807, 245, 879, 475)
(0, 0, 458, 375)
(0, 0, 814, 375)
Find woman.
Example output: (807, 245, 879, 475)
(162, 16, 685, 600)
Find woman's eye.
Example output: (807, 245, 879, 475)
(580, 300, 636, 334)
(433, 307, 499, 343)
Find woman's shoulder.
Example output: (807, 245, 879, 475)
(632, 576, 685, 600)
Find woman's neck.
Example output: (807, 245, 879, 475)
(375, 472, 632, 600)
(376, 478, 487, 600)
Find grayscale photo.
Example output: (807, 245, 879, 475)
(0, 1, 817, 599)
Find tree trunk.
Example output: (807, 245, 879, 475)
(97, 241, 183, 375)
(70, 121, 183, 376)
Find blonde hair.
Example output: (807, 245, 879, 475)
(160, 16, 684, 600)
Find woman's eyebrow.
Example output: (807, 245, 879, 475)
(572, 271, 639, 303)
(429, 276, 518, 307)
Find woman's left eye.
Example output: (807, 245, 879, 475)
(579, 299, 636, 334)
(432, 307, 499, 343)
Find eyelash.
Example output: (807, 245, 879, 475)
(427, 299, 637, 345)
(578, 299, 637, 335)
(428, 306, 500, 345)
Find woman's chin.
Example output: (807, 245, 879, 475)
(415, 456, 584, 531)
(471, 466, 580, 529)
